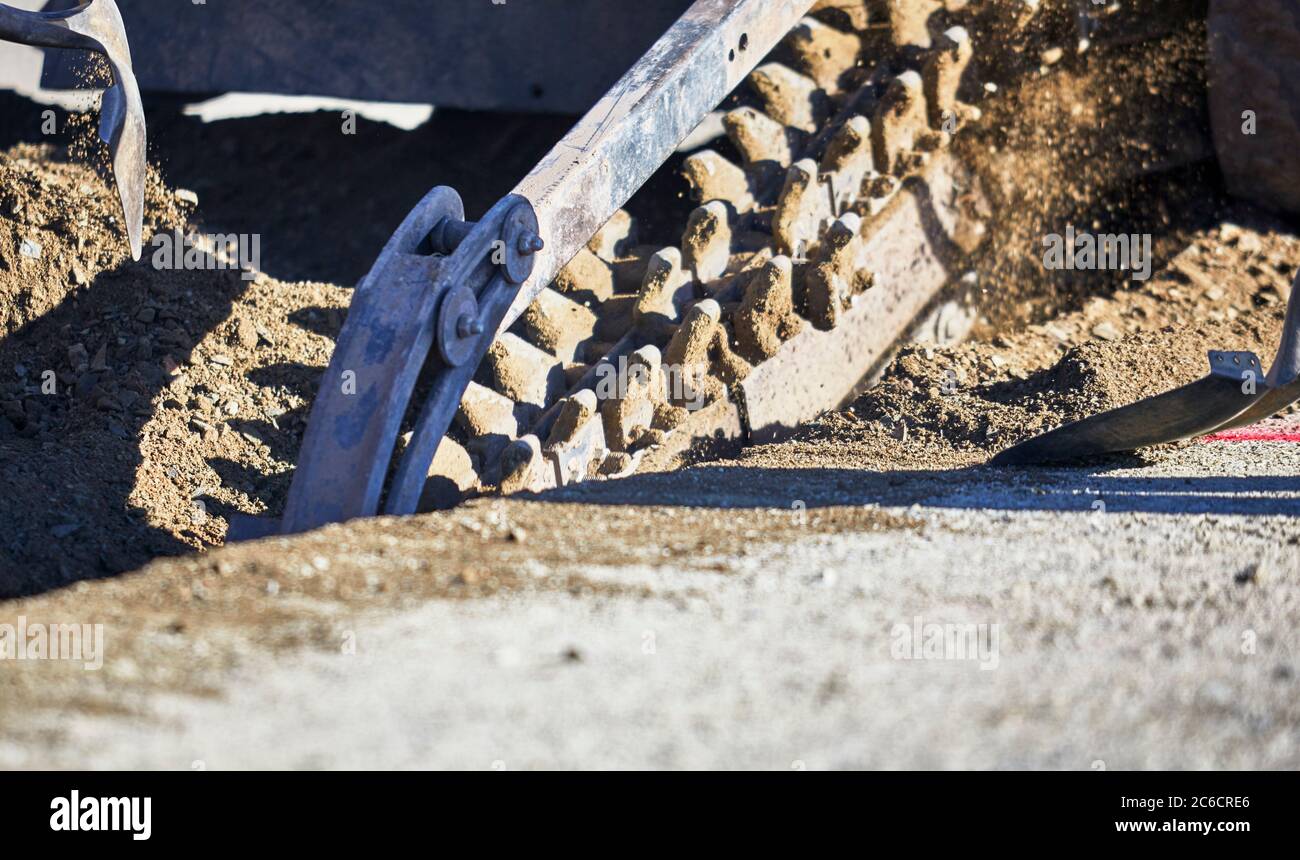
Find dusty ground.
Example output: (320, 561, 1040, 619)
(3, 26, 1300, 768)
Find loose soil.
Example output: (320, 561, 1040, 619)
(0, 24, 1296, 600)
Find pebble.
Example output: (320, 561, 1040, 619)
(1091, 321, 1121, 341)
(191, 418, 218, 443)
(175, 188, 199, 206)
(233, 317, 258, 349)
(209, 354, 234, 367)
(19, 238, 41, 259)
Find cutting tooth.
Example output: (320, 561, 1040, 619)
(811, 0, 871, 32)
(500, 434, 551, 495)
(634, 247, 695, 338)
(884, 0, 945, 48)
(774, 158, 831, 258)
(547, 389, 599, 448)
(923, 26, 974, 131)
(723, 106, 800, 168)
(683, 201, 733, 285)
(456, 381, 522, 464)
(521, 288, 598, 364)
(598, 452, 636, 478)
(545, 389, 607, 486)
(418, 435, 479, 512)
(803, 212, 868, 330)
(710, 323, 753, 385)
(786, 17, 862, 93)
(734, 255, 804, 363)
(664, 299, 724, 407)
(599, 345, 661, 452)
(820, 115, 873, 213)
(484, 332, 566, 414)
(653, 401, 690, 432)
(563, 363, 592, 389)
(587, 209, 638, 262)
(554, 247, 618, 305)
(681, 149, 754, 210)
(749, 63, 828, 133)
(871, 70, 927, 175)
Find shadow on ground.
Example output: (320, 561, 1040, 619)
(532, 463, 1300, 518)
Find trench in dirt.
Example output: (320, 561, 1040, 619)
(0, 24, 1297, 601)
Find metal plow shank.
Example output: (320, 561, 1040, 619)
(0, 0, 145, 259)
(992, 272, 1300, 466)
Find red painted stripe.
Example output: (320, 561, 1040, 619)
(1202, 428, 1300, 443)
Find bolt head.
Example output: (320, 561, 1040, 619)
(457, 314, 485, 338)
(517, 233, 545, 255)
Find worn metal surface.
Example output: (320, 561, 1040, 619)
(40, 0, 695, 114)
(993, 273, 1300, 465)
(506, 0, 819, 331)
(741, 151, 983, 441)
(2, 0, 143, 258)
(229, 189, 540, 538)
(384, 198, 539, 516)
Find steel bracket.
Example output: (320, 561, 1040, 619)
(229, 189, 540, 540)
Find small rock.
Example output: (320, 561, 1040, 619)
(209, 354, 234, 367)
(136, 307, 157, 323)
(175, 188, 200, 206)
(67, 343, 88, 368)
(50, 523, 80, 538)
(19, 238, 41, 259)
(235, 316, 259, 349)
(191, 418, 218, 443)
(1091, 321, 1121, 342)
(1234, 563, 1261, 585)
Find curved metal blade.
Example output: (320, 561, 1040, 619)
(990, 351, 1264, 466)
(0, 0, 145, 260)
(993, 272, 1300, 465)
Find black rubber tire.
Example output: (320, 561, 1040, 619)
(1208, 0, 1300, 216)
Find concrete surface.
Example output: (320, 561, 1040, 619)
(4, 432, 1298, 770)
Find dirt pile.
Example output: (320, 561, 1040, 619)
(0, 143, 348, 597)
(759, 218, 1299, 473)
